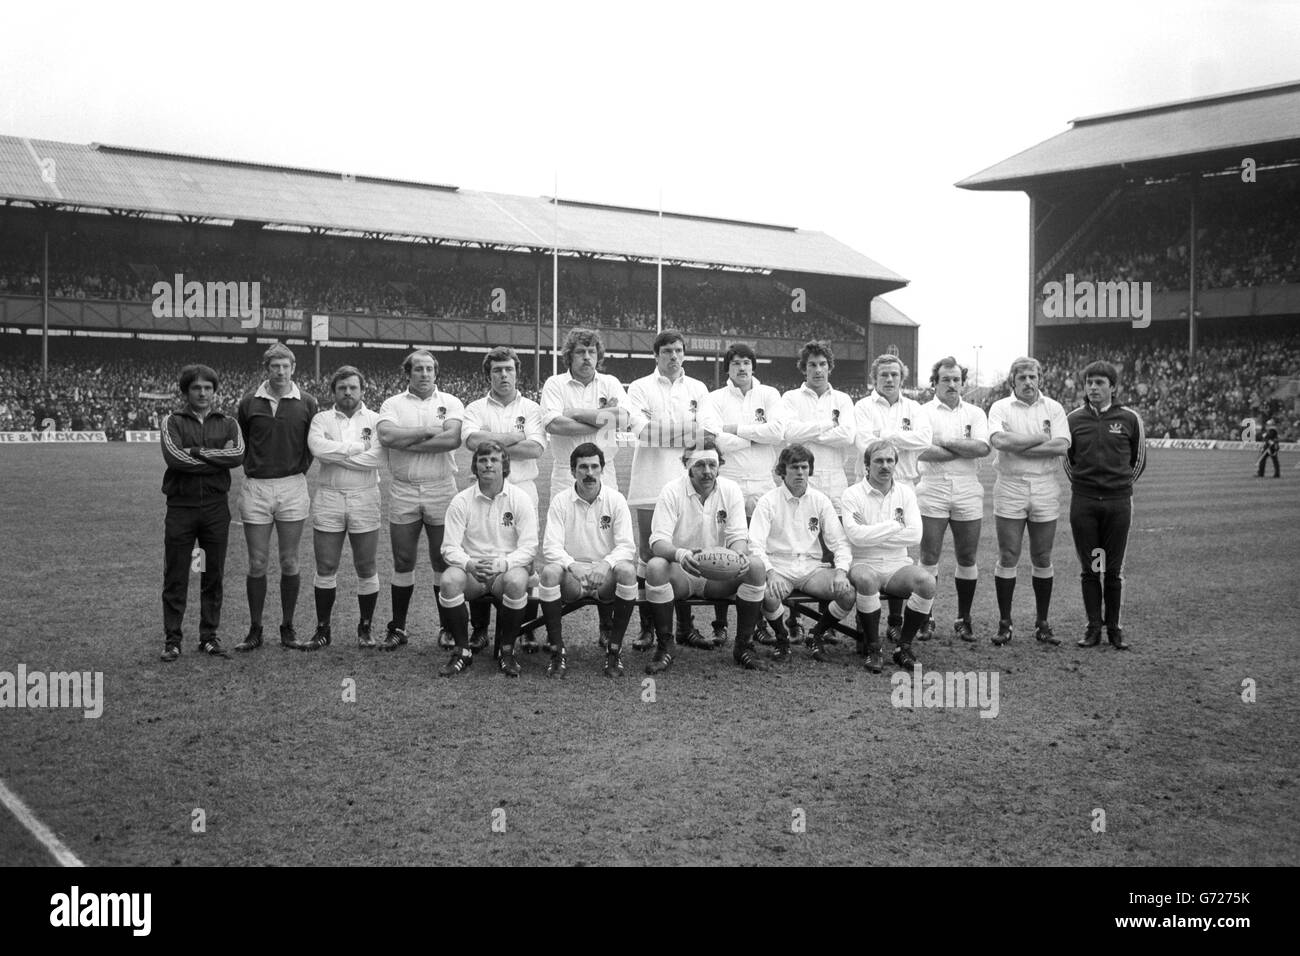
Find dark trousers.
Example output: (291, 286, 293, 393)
(1257, 450, 1280, 477)
(1069, 494, 1132, 630)
(163, 500, 231, 644)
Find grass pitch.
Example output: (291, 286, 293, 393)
(1, 445, 1297, 866)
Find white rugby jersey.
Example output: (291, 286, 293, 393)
(441, 481, 538, 571)
(780, 384, 857, 505)
(308, 404, 384, 491)
(919, 398, 990, 478)
(540, 371, 637, 489)
(854, 392, 932, 483)
(463, 391, 547, 487)
(988, 393, 1072, 476)
(748, 484, 851, 573)
(840, 478, 922, 564)
(700, 377, 788, 490)
(649, 474, 748, 552)
(376, 389, 465, 483)
(543, 485, 637, 568)
(626, 371, 712, 507)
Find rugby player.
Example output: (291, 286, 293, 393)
(700, 342, 788, 647)
(987, 357, 1071, 647)
(748, 444, 854, 665)
(1065, 360, 1146, 650)
(626, 329, 714, 653)
(462, 346, 547, 650)
(233, 344, 319, 652)
(159, 363, 245, 661)
(540, 328, 637, 648)
(917, 356, 990, 642)
(538, 443, 639, 677)
(644, 439, 768, 673)
(302, 366, 384, 650)
(376, 349, 465, 651)
(842, 440, 934, 673)
(437, 441, 538, 677)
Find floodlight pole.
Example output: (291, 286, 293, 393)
(42, 229, 49, 381)
(1187, 177, 1198, 361)
(552, 177, 559, 378)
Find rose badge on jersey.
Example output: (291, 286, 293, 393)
(515, 416, 526, 432)
(599, 515, 612, 530)
(755, 408, 766, 423)
(502, 512, 514, 528)
(964, 425, 972, 438)
(832, 409, 840, 425)
(894, 508, 905, 524)
(807, 517, 819, 533)
(901, 418, 911, 430)
(716, 510, 727, 526)
(1043, 419, 1052, 435)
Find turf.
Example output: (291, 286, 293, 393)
(0, 445, 1296, 865)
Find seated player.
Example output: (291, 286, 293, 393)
(437, 441, 538, 678)
(842, 440, 935, 673)
(748, 444, 855, 664)
(538, 443, 639, 678)
(643, 439, 769, 673)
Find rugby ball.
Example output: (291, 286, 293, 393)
(694, 547, 747, 581)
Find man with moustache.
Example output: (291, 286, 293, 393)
(987, 356, 1071, 648)
(537, 443, 639, 678)
(916, 356, 990, 642)
(301, 366, 385, 650)
(376, 349, 465, 651)
(540, 327, 638, 649)
(626, 329, 715, 653)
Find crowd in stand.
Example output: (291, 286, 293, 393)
(1055, 170, 1300, 292)
(4, 331, 1296, 443)
(0, 229, 861, 340)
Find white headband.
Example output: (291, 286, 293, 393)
(685, 449, 719, 468)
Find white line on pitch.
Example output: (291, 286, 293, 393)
(0, 777, 85, 867)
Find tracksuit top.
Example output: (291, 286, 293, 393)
(160, 408, 245, 506)
(1064, 402, 1147, 499)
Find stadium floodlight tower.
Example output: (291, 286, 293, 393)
(957, 80, 1300, 361)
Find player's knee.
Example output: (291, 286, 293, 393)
(742, 560, 765, 585)
(613, 561, 637, 586)
(279, 555, 300, 575)
(315, 559, 339, 577)
(246, 553, 269, 577)
(849, 567, 875, 593)
(440, 568, 467, 596)
(539, 563, 564, 587)
(503, 568, 530, 597)
(915, 572, 937, 599)
(644, 557, 671, 586)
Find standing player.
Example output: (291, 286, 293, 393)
(842, 440, 934, 673)
(302, 366, 385, 650)
(917, 356, 990, 642)
(748, 445, 855, 664)
(376, 350, 465, 651)
(541, 328, 638, 649)
(854, 353, 932, 642)
(437, 441, 538, 678)
(462, 346, 548, 650)
(1065, 360, 1146, 650)
(234, 344, 319, 652)
(538, 443, 639, 677)
(159, 364, 245, 661)
(1256, 419, 1281, 478)
(987, 357, 1071, 647)
(644, 439, 769, 673)
(700, 342, 789, 646)
(626, 329, 714, 652)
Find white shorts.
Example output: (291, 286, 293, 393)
(994, 473, 1061, 522)
(767, 560, 827, 593)
(313, 485, 382, 534)
(851, 556, 914, 581)
(240, 474, 310, 525)
(917, 475, 985, 522)
(389, 476, 457, 526)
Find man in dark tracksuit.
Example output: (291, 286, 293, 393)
(160, 364, 245, 661)
(1256, 420, 1281, 478)
(1064, 360, 1146, 650)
